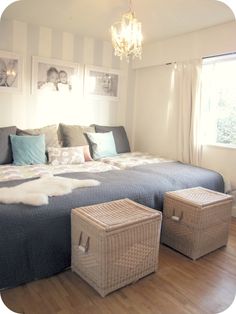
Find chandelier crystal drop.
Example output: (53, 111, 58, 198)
(111, 0, 143, 61)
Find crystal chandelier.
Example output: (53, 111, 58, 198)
(111, 0, 143, 61)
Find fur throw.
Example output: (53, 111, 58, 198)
(0, 175, 100, 206)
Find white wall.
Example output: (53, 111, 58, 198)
(201, 145, 236, 216)
(0, 19, 129, 129)
(133, 21, 236, 69)
(131, 21, 236, 214)
(134, 64, 178, 159)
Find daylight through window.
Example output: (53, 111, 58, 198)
(201, 54, 236, 147)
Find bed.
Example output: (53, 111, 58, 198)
(0, 153, 225, 290)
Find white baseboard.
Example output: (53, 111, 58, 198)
(232, 206, 236, 218)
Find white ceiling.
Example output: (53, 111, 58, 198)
(3, 0, 234, 43)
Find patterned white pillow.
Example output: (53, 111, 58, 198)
(48, 147, 85, 166)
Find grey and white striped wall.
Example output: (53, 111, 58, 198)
(0, 18, 130, 130)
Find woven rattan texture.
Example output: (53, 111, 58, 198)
(74, 199, 160, 230)
(162, 188, 233, 260)
(72, 199, 162, 296)
(166, 187, 232, 207)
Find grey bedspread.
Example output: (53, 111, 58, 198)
(0, 162, 224, 290)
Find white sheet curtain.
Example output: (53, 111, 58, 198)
(174, 59, 203, 166)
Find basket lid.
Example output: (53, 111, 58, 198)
(72, 199, 161, 231)
(166, 187, 233, 207)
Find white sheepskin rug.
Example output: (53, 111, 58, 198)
(0, 175, 100, 206)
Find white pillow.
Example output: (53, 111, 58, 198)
(48, 147, 85, 166)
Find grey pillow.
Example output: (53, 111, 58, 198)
(0, 126, 17, 164)
(94, 125, 130, 154)
(17, 125, 60, 150)
(59, 123, 95, 147)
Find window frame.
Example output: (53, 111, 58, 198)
(201, 53, 236, 149)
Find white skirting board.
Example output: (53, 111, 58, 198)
(231, 190, 236, 217)
(232, 206, 236, 218)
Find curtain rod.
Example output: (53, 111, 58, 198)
(203, 51, 236, 60)
(164, 52, 236, 66)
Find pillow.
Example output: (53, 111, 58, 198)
(48, 147, 85, 166)
(86, 131, 117, 160)
(17, 125, 60, 149)
(10, 135, 47, 166)
(59, 124, 95, 147)
(0, 126, 16, 164)
(94, 125, 130, 154)
(83, 145, 93, 161)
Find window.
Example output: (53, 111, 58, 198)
(201, 54, 236, 147)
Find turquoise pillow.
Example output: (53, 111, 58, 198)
(86, 131, 117, 160)
(10, 135, 47, 166)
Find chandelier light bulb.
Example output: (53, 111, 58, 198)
(111, 1, 143, 61)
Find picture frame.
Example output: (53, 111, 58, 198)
(32, 56, 81, 94)
(0, 50, 23, 93)
(84, 65, 120, 100)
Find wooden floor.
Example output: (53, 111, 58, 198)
(2, 218, 236, 314)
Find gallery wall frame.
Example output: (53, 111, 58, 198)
(32, 56, 81, 94)
(0, 50, 23, 93)
(84, 65, 120, 101)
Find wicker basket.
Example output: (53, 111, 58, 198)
(162, 187, 233, 260)
(71, 199, 162, 297)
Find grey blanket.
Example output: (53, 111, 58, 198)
(0, 162, 224, 289)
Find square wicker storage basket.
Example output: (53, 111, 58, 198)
(162, 187, 233, 260)
(71, 199, 162, 297)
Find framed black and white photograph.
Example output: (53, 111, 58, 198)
(84, 66, 120, 100)
(0, 51, 23, 93)
(32, 56, 80, 94)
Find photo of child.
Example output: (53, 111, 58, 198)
(87, 70, 119, 98)
(58, 70, 72, 92)
(38, 67, 59, 91)
(36, 60, 75, 92)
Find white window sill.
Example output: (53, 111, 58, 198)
(204, 143, 236, 150)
